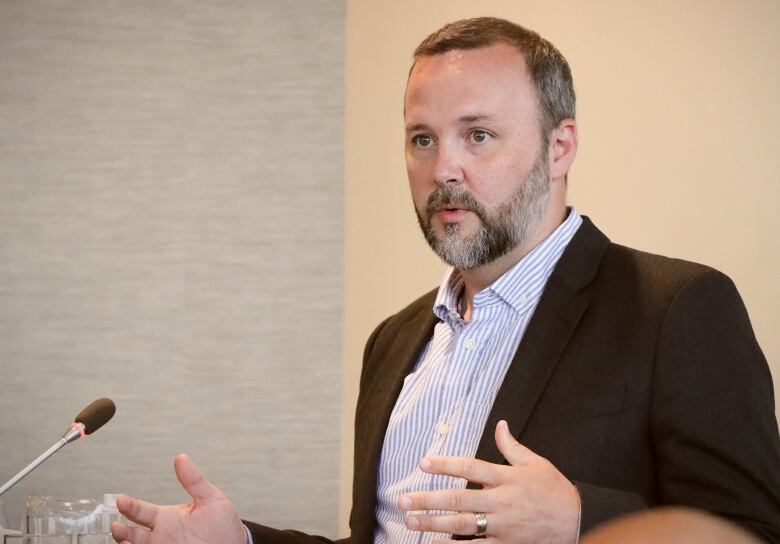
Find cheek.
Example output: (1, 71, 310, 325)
(409, 185, 429, 214)
(467, 155, 529, 202)
(406, 159, 433, 208)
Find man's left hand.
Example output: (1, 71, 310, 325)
(397, 420, 580, 544)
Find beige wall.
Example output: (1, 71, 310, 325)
(0, 0, 344, 535)
(341, 0, 780, 535)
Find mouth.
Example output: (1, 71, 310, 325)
(436, 202, 470, 213)
(424, 187, 483, 225)
(434, 205, 469, 223)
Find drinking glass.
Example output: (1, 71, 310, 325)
(76, 535, 113, 544)
(25, 498, 101, 536)
(4, 536, 72, 544)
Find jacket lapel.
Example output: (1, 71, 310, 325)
(352, 299, 438, 542)
(364, 309, 439, 458)
(471, 217, 609, 467)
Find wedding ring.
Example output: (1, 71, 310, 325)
(474, 511, 487, 537)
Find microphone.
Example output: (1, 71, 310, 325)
(0, 398, 116, 496)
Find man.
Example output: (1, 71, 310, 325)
(111, 17, 780, 544)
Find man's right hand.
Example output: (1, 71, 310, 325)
(111, 453, 247, 544)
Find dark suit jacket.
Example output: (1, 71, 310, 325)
(247, 217, 780, 543)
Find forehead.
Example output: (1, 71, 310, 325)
(405, 43, 538, 124)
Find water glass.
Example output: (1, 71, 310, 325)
(4, 536, 72, 544)
(76, 535, 113, 544)
(25, 497, 102, 536)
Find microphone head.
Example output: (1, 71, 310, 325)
(74, 397, 116, 435)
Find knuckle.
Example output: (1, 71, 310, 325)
(494, 488, 517, 510)
(448, 490, 464, 511)
(129, 526, 146, 544)
(416, 516, 432, 530)
(496, 495, 513, 510)
(109, 523, 125, 541)
(124, 500, 137, 517)
(455, 514, 472, 533)
(461, 458, 477, 476)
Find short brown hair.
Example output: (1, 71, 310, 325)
(414, 17, 575, 141)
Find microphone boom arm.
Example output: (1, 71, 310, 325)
(0, 424, 84, 496)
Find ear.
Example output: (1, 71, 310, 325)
(548, 119, 578, 182)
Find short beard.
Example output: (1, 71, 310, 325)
(415, 155, 550, 271)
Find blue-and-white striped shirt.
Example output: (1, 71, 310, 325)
(373, 208, 583, 544)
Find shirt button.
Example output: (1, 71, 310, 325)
(464, 338, 477, 350)
(437, 423, 450, 435)
(518, 294, 528, 305)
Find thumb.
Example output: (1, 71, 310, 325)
(495, 420, 536, 466)
(174, 453, 221, 503)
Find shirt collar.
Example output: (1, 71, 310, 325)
(433, 207, 583, 321)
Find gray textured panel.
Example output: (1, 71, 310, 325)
(0, 0, 344, 536)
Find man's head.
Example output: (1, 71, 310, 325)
(405, 18, 577, 271)
(413, 17, 576, 146)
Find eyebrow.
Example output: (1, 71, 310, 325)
(405, 123, 429, 133)
(458, 114, 493, 123)
(405, 114, 496, 133)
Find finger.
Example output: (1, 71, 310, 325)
(432, 539, 500, 544)
(174, 453, 220, 502)
(111, 521, 151, 544)
(110, 521, 127, 542)
(432, 538, 500, 544)
(419, 455, 502, 486)
(115, 495, 159, 529)
(405, 511, 488, 535)
(495, 419, 537, 466)
(397, 488, 491, 513)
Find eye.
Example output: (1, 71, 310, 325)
(412, 134, 434, 148)
(469, 130, 491, 144)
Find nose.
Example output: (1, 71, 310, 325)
(432, 142, 464, 187)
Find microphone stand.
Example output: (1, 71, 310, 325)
(0, 424, 84, 496)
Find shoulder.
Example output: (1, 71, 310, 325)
(594, 241, 737, 306)
(591, 242, 764, 375)
(561, 220, 748, 331)
(555, 216, 734, 305)
(603, 242, 718, 284)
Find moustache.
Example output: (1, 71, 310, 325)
(425, 186, 486, 221)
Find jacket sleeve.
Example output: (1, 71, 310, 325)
(648, 270, 780, 541)
(576, 481, 648, 532)
(575, 270, 780, 541)
(243, 521, 349, 544)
